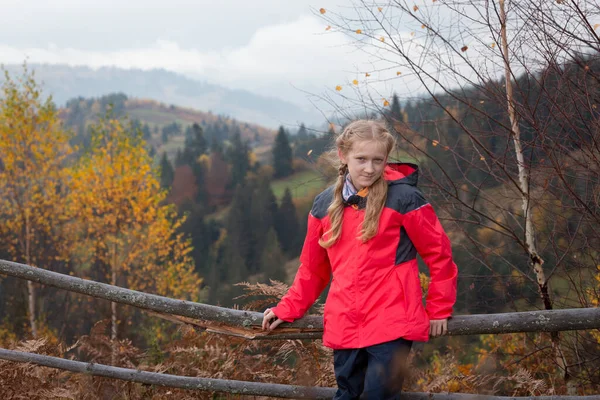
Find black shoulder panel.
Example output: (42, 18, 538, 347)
(311, 185, 335, 219)
(385, 184, 429, 215)
(396, 226, 417, 265)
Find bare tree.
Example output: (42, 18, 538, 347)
(318, 0, 600, 392)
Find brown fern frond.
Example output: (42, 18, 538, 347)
(235, 279, 290, 294)
(15, 337, 48, 353)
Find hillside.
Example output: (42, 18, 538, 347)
(1, 64, 323, 129)
(59, 93, 277, 160)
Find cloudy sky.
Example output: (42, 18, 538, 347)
(1, 0, 528, 117)
(2, 1, 455, 111)
(0, 2, 348, 104)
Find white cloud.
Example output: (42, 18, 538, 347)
(0, 16, 355, 101)
(1, 14, 406, 111)
(0, 8, 498, 118)
(0, 14, 353, 78)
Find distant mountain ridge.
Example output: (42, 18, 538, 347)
(1, 64, 322, 129)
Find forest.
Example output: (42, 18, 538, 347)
(1, 0, 600, 398)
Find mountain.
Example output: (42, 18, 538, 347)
(1, 64, 323, 129)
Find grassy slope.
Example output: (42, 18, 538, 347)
(126, 99, 275, 141)
(205, 169, 330, 222)
(124, 99, 276, 159)
(271, 169, 328, 202)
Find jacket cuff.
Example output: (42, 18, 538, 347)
(271, 305, 295, 323)
(426, 307, 453, 320)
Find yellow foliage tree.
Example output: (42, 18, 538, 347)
(68, 113, 201, 361)
(0, 67, 73, 338)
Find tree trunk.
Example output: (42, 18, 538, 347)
(498, 0, 544, 285)
(498, 0, 569, 388)
(27, 281, 37, 338)
(25, 213, 37, 339)
(111, 267, 117, 365)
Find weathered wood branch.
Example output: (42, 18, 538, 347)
(145, 311, 323, 340)
(2, 259, 600, 339)
(1, 348, 599, 400)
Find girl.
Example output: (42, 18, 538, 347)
(262, 120, 458, 399)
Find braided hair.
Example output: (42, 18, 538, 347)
(319, 120, 396, 248)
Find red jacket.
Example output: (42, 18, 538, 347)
(272, 163, 458, 349)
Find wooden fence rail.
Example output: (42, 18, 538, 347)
(1, 349, 600, 400)
(1, 259, 599, 338)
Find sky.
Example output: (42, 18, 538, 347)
(0, 0, 553, 116)
(0, 0, 402, 110)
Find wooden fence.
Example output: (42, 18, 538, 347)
(1, 259, 599, 399)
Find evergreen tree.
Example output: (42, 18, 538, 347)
(185, 123, 208, 157)
(297, 123, 309, 140)
(215, 184, 252, 302)
(179, 202, 216, 277)
(177, 146, 196, 167)
(210, 137, 224, 154)
(275, 188, 300, 255)
(162, 122, 181, 143)
(191, 159, 208, 206)
(260, 228, 287, 282)
(141, 123, 152, 140)
(228, 131, 250, 188)
(247, 176, 278, 274)
(272, 126, 293, 178)
(214, 239, 247, 305)
(227, 184, 253, 266)
(390, 93, 402, 121)
(175, 148, 184, 167)
(293, 126, 332, 160)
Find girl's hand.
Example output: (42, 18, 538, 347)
(262, 308, 285, 331)
(429, 319, 448, 337)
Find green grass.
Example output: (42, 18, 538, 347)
(128, 108, 190, 126)
(271, 169, 329, 202)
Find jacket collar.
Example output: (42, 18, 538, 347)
(342, 163, 419, 209)
(383, 163, 419, 186)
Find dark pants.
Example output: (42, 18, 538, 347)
(333, 338, 412, 400)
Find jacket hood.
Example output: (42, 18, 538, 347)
(384, 162, 419, 186)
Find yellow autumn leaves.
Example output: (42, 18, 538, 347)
(69, 115, 202, 300)
(0, 68, 76, 336)
(0, 69, 75, 266)
(0, 68, 202, 306)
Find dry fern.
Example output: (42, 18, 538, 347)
(233, 280, 290, 311)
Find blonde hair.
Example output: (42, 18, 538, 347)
(319, 120, 396, 248)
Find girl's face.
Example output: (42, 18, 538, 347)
(339, 140, 388, 190)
